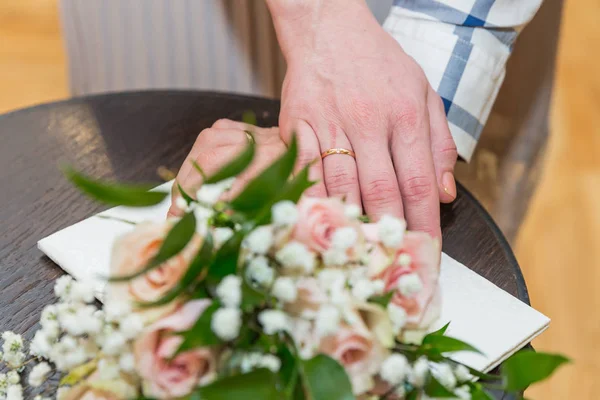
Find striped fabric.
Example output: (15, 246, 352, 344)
(59, 0, 286, 98)
(59, 0, 541, 161)
(385, 0, 543, 160)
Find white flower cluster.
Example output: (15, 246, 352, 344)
(1, 332, 24, 368)
(322, 227, 358, 267)
(0, 370, 21, 400)
(240, 352, 281, 373)
(276, 241, 315, 274)
(378, 355, 475, 399)
(246, 256, 275, 287)
(0, 276, 143, 398)
(7, 185, 446, 399)
(271, 277, 297, 303)
(377, 215, 407, 249)
(258, 310, 290, 335)
(245, 226, 274, 255)
(173, 178, 237, 236)
(272, 201, 298, 227)
(212, 275, 244, 341)
(196, 178, 235, 205)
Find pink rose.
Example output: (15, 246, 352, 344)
(319, 309, 387, 395)
(134, 300, 217, 398)
(110, 222, 201, 305)
(293, 197, 361, 255)
(376, 231, 441, 329)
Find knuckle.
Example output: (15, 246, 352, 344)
(391, 99, 424, 132)
(296, 149, 319, 168)
(402, 175, 434, 203)
(438, 137, 458, 161)
(346, 97, 377, 125)
(362, 178, 399, 206)
(327, 167, 358, 194)
(196, 128, 217, 143)
(212, 118, 234, 129)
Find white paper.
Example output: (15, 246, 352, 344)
(37, 181, 549, 372)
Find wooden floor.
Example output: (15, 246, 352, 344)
(0, 0, 67, 113)
(1, 0, 598, 398)
(517, 0, 600, 397)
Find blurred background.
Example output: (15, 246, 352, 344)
(1, 0, 598, 397)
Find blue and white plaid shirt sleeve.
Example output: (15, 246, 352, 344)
(384, 0, 543, 161)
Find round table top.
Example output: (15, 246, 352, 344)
(0, 91, 527, 396)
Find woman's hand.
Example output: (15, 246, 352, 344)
(267, 0, 457, 239)
(168, 119, 286, 218)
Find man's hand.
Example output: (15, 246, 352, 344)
(168, 119, 286, 217)
(267, 0, 457, 239)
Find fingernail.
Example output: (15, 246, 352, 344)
(442, 171, 456, 200)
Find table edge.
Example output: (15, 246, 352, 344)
(0, 89, 279, 119)
(457, 182, 530, 305)
(0, 90, 530, 305)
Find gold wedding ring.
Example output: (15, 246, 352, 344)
(321, 148, 356, 159)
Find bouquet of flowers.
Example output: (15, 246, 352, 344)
(0, 125, 567, 400)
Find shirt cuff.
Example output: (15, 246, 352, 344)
(383, 6, 512, 162)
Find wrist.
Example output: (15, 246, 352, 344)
(266, 0, 372, 64)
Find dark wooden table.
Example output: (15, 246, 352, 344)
(0, 91, 527, 397)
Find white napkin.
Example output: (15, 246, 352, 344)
(38, 181, 549, 372)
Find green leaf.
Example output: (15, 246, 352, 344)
(457, 364, 498, 381)
(191, 160, 208, 180)
(421, 335, 483, 355)
(405, 390, 418, 400)
(470, 384, 494, 400)
(278, 345, 299, 398)
(191, 284, 210, 299)
(59, 360, 97, 386)
(177, 301, 221, 354)
(193, 369, 279, 400)
(110, 212, 197, 281)
(205, 140, 255, 184)
(177, 181, 195, 204)
(293, 380, 306, 400)
(137, 233, 214, 308)
(255, 164, 315, 225)
(64, 167, 168, 207)
(424, 375, 457, 398)
(427, 322, 451, 337)
(301, 354, 355, 400)
(230, 135, 298, 215)
(274, 163, 314, 203)
(368, 291, 394, 308)
(241, 278, 267, 312)
(242, 110, 258, 126)
(501, 350, 570, 392)
(207, 229, 246, 281)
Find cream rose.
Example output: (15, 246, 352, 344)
(66, 386, 119, 400)
(109, 222, 201, 307)
(133, 300, 217, 399)
(290, 277, 329, 314)
(64, 371, 136, 400)
(318, 308, 388, 395)
(292, 197, 362, 257)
